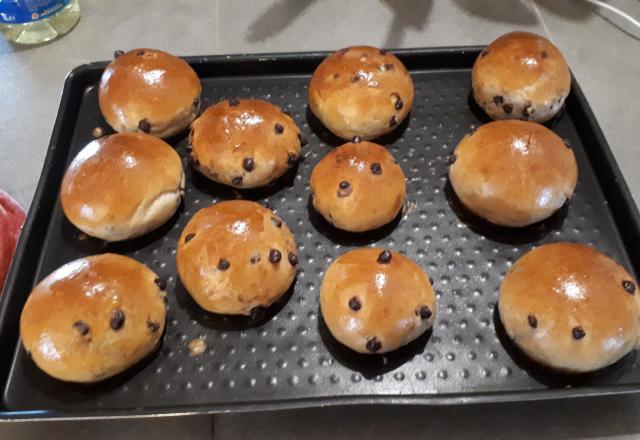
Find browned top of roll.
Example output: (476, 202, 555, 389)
(320, 248, 435, 354)
(449, 120, 577, 227)
(310, 141, 406, 232)
(176, 200, 297, 315)
(99, 48, 201, 134)
(308, 46, 414, 139)
(190, 99, 301, 188)
(20, 254, 167, 382)
(60, 132, 184, 239)
(499, 243, 640, 372)
(472, 32, 570, 104)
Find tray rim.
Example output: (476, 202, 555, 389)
(1, 46, 639, 420)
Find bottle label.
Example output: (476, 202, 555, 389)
(0, 0, 71, 24)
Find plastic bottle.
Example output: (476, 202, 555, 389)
(0, 0, 80, 45)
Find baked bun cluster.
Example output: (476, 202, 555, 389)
(449, 120, 577, 227)
(190, 99, 303, 189)
(99, 48, 201, 138)
(310, 140, 406, 232)
(176, 200, 298, 315)
(499, 243, 640, 373)
(309, 46, 414, 140)
(320, 248, 435, 354)
(472, 32, 571, 123)
(20, 254, 167, 383)
(61, 132, 185, 241)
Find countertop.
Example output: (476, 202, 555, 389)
(1, 0, 639, 438)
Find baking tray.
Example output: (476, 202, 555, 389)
(1, 47, 639, 419)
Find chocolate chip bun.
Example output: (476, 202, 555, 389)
(499, 243, 640, 373)
(60, 132, 185, 241)
(176, 200, 298, 315)
(310, 140, 405, 232)
(448, 120, 577, 227)
(190, 99, 303, 189)
(320, 248, 435, 354)
(472, 32, 571, 123)
(99, 48, 201, 138)
(309, 46, 414, 140)
(19, 254, 167, 383)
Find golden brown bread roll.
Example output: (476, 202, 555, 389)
(99, 48, 201, 138)
(499, 243, 640, 373)
(309, 46, 414, 140)
(60, 132, 185, 241)
(176, 200, 298, 315)
(310, 140, 406, 232)
(448, 120, 577, 227)
(20, 254, 167, 383)
(472, 32, 571, 123)
(320, 248, 435, 354)
(190, 99, 303, 189)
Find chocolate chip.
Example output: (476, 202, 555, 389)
(503, 103, 513, 114)
(395, 97, 404, 110)
(417, 305, 432, 320)
(351, 72, 364, 82)
(352, 135, 362, 144)
(269, 249, 282, 263)
(333, 73, 340, 79)
(250, 306, 265, 321)
(288, 252, 298, 266)
(243, 157, 255, 172)
(282, 109, 292, 117)
(563, 138, 572, 149)
(366, 337, 382, 353)
(429, 276, 434, 285)
(138, 119, 151, 133)
(185, 233, 196, 243)
(377, 250, 392, 264)
(623, 280, 636, 294)
(136, 50, 145, 56)
(288, 152, 299, 166)
(297, 133, 308, 146)
(147, 320, 160, 332)
(193, 97, 200, 108)
(379, 48, 387, 55)
(337, 181, 352, 197)
(481, 49, 490, 57)
(384, 63, 394, 70)
(390, 116, 398, 127)
(228, 98, 240, 106)
(541, 50, 548, 58)
(154, 278, 167, 290)
(523, 106, 533, 118)
(493, 95, 504, 105)
(274, 123, 284, 134)
(527, 314, 538, 328)
(232, 176, 243, 186)
(448, 154, 457, 165)
(110, 309, 125, 330)
(370, 162, 382, 175)
(114, 50, 124, 58)
(186, 144, 193, 152)
(73, 320, 90, 336)
(572, 326, 586, 340)
(250, 254, 261, 264)
(348, 296, 361, 311)
(271, 216, 283, 228)
(217, 259, 230, 270)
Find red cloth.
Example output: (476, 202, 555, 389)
(0, 190, 26, 293)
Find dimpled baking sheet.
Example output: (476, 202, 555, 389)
(1, 48, 640, 418)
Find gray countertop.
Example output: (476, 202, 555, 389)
(1, 0, 640, 438)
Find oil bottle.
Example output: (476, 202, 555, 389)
(0, 0, 80, 45)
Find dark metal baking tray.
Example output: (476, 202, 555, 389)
(1, 47, 639, 419)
